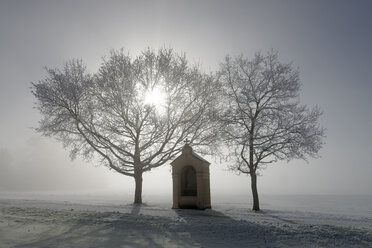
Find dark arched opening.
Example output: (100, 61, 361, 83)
(181, 165, 197, 196)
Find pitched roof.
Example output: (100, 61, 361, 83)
(191, 150, 210, 164)
(171, 144, 210, 165)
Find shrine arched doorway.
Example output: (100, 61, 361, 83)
(181, 165, 197, 196)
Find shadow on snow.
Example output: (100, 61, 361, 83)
(6, 205, 372, 248)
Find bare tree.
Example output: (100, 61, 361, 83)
(218, 50, 325, 211)
(31, 48, 219, 204)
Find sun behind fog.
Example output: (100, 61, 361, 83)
(144, 85, 166, 110)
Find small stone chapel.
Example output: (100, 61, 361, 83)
(171, 144, 211, 210)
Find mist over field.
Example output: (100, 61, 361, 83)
(1, 0, 371, 199)
(0, 1, 372, 246)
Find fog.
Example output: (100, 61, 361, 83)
(1, 0, 371, 200)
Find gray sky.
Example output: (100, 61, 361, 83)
(0, 0, 371, 198)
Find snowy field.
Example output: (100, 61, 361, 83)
(1, 193, 372, 247)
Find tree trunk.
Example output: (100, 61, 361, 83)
(134, 172, 143, 204)
(250, 172, 260, 211)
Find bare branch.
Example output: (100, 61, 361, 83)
(219, 50, 325, 174)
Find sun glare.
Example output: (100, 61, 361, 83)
(144, 86, 166, 109)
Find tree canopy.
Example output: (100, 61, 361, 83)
(32, 48, 220, 203)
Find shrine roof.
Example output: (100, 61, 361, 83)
(191, 150, 210, 164)
(171, 144, 210, 165)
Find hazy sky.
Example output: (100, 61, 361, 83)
(0, 0, 371, 199)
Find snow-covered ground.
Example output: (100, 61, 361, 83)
(0, 193, 371, 247)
